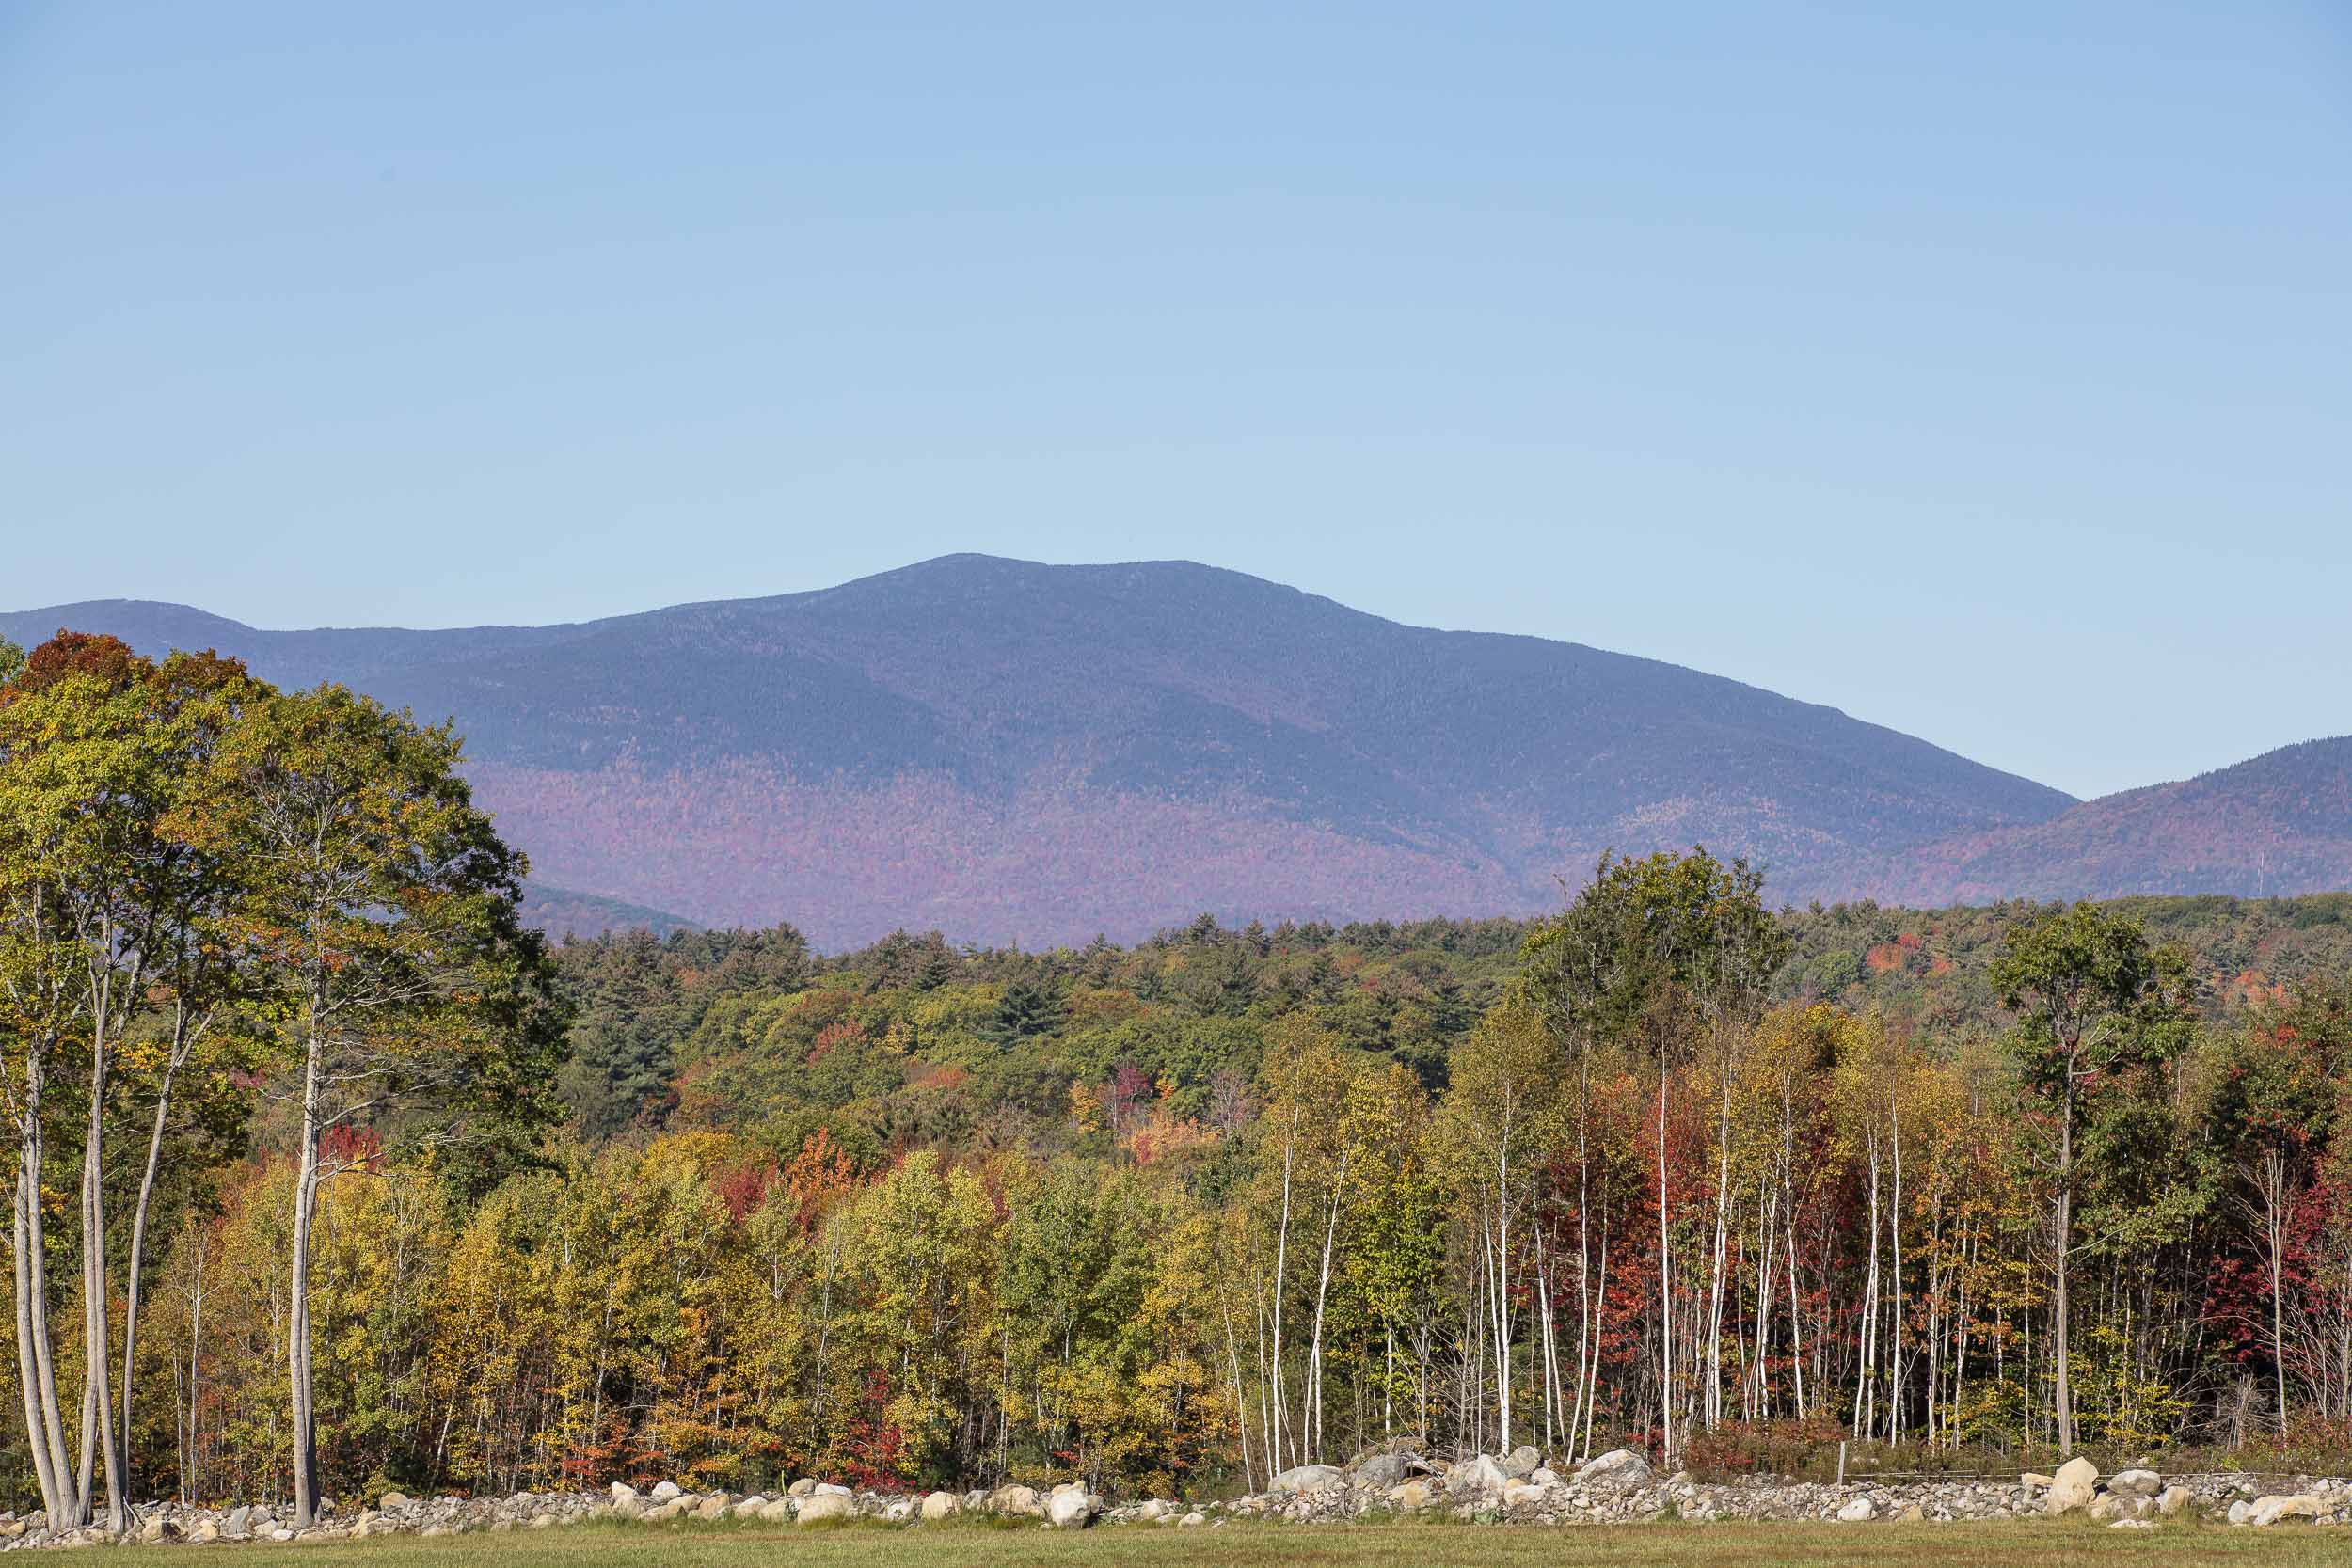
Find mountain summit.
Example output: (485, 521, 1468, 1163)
(0, 554, 2181, 944)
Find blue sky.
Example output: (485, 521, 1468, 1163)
(4, 2, 2347, 800)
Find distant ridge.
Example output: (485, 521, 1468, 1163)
(1801, 736, 2352, 908)
(18, 554, 2326, 944)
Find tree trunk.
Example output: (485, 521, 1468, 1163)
(2053, 1096, 2074, 1455)
(288, 1009, 326, 1528)
(82, 1040, 127, 1534)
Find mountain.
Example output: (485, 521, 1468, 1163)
(2, 554, 2102, 944)
(1804, 737, 2352, 908)
(518, 886, 701, 944)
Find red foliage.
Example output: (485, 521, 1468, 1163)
(317, 1123, 381, 1171)
(6, 631, 147, 700)
(715, 1158, 778, 1222)
(839, 1371, 909, 1489)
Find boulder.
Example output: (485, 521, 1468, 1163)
(1501, 1481, 1543, 1509)
(1354, 1453, 1408, 1488)
(380, 1493, 411, 1511)
(787, 1479, 818, 1497)
(1386, 1481, 1432, 1510)
(1045, 1484, 1099, 1528)
(987, 1484, 1043, 1517)
(883, 1499, 914, 1523)
(650, 1481, 682, 1502)
(2228, 1499, 2253, 1527)
(1179, 1511, 1207, 1527)
(1837, 1497, 1877, 1522)
(814, 1483, 853, 1500)
(756, 1499, 793, 1522)
(2043, 1457, 2098, 1516)
(1270, 1465, 1345, 1493)
(2107, 1469, 2162, 1499)
(2157, 1486, 2192, 1517)
(919, 1491, 961, 1522)
(795, 1494, 854, 1526)
(2087, 1495, 2122, 1523)
(2249, 1494, 2323, 1528)
(1573, 1449, 1655, 1489)
(1447, 1454, 1511, 1496)
(610, 1483, 640, 1504)
(693, 1497, 731, 1520)
(1504, 1445, 1543, 1479)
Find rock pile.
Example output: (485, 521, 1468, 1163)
(1210, 1445, 2352, 1530)
(0, 1450, 2341, 1547)
(0, 1475, 1107, 1548)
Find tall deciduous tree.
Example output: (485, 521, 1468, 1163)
(1989, 901, 2167, 1453)
(0, 636, 262, 1531)
(190, 684, 558, 1526)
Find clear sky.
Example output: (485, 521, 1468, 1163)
(5, 3, 2347, 800)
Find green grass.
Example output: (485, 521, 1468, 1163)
(82, 1518, 2352, 1568)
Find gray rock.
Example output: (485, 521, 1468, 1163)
(1503, 1445, 1542, 1479)
(1270, 1465, 1345, 1493)
(2107, 1468, 2162, 1499)
(1448, 1454, 1511, 1495)
(795, 1494, 854, 1525)
(1837, 1497, 1877, 1522)
(649, 1481, 682, 1502)
(1354, 1453, 1407, 1488)
(1572, 1449, 1656, 1489)
(1045, 1486, 1100, 1528)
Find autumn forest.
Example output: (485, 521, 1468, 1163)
(5, 630, 2352, 1530)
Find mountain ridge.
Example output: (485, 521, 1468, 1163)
(11, 555, 2337, 944)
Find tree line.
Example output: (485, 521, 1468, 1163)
(3, 629, 2352, 1514)
(0, 634, 556, 1528)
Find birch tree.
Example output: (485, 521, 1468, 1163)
(192, 684, 557, 1526)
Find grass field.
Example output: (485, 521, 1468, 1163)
(78, 1518, 2352, 1568)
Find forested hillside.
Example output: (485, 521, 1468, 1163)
(9, 626, 2352, 1528)
(1810, 739, 2352, 907)
(135, 885, 2352, 1508)
(2, 556, 2078, 945)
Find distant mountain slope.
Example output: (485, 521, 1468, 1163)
(1803, 737, 2352, 908)
(7, 555, 2084, 944)
(518, 885, 701, 943)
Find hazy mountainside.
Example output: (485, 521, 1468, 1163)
(5, 555, 2088, 945)
(519, 885, 702, 943)
(46, 557, 2349, 944)
(1803, 737, 2352, 908)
